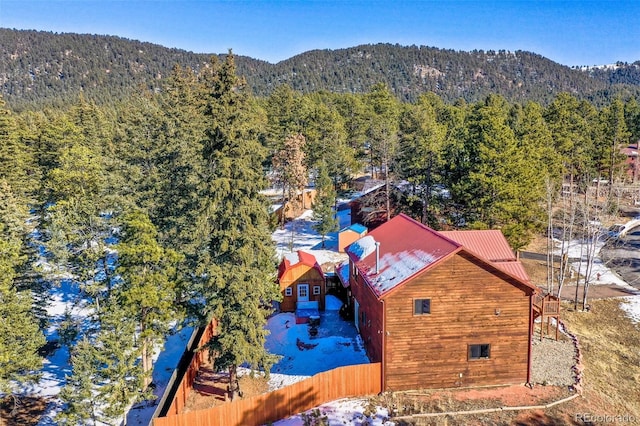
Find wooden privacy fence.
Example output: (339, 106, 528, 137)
(153, 362, 382, 426)
(162, 319, 218, 416)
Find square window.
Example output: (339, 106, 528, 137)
(414, 298, 431, 315)
(285, 287, 292, 297)
(313, 285, 321, 295)
(468, 344, 490, 360)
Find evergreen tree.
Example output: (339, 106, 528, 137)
(95, 306, 146, 424)
(115, 209, 183, 387)
(0, 180, 45, 400)
(599, 98, 630, 183)
(0, 95, 36, 199)
(43, 132, 113, 311)
(198, 53, 280, 400)
(458, 95, 543, 249)
(365, 83, 400, 222)
(397, 95, 447, 225)
(301, 94, 357, 188)
(59, 338, 101, 426)
(313, 160, 338, 247)
(153, 65, 207, 258)
(544, 93, 595, 187)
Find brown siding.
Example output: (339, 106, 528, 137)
(279, 265, 325, 312)
(350, 261, 383, 362)
(383, 252, 531, 390)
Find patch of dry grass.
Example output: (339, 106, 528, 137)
(562, 299, 640, 419)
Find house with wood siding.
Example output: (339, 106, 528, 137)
(277, 251, 326, 313)
(341, 214, 538, 391)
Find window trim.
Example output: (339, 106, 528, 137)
(413, 298, 431, 315)
(285, 287, 292, 297)
(468, 344, 491, 360)
(313, 285, 321, 295)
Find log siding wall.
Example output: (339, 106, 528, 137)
(382, 252, 532, 390)
(349, 262, 384, 362)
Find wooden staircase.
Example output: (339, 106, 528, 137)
(533, 293, 560, 340)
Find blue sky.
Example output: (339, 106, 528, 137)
(1, 1, 639, 66)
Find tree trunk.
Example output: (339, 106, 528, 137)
(228, 365, 239, 401)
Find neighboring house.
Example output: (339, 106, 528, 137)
(348, 184, 387, 229)
(341, 214, 538, 391)
(273, 189, 317, 223)
(621, 144, 639, 182)
(338, 223, 368, 253)
(277, 250, 326, 314)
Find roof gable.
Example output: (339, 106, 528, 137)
(277, 250, 324, 282)
(345, 214, 461, 297)
(346, 214, 537, 298)
(440, 229, 534, 287)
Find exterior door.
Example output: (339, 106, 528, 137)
(297, 284, 309, 302)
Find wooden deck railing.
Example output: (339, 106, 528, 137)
(533, 294, 560, 340)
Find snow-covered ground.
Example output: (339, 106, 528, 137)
(264, 295, 369, 390)
(271, 398, 394, 426)
(558, 238, 633, 289)
(272, 207, 351, 263)
(621, 296, 640, 324)
(555, 235, 640, 323)
(26, 238, 192, 426)
(32, 273, 192, 426)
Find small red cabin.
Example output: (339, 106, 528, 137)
(342, 214, 537, 391)
(277, 250, 326, 313)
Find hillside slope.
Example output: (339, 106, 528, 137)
(1, 29, 639, 108)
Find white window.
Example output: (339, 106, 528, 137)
(313, 285, 321, 295)
(285, 287, 292, 296)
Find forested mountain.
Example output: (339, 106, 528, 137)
(586, 61, 640, 86)
(2, 37, 640, 420)
(2, 28, 640, 109)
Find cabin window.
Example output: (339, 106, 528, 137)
(285, 287, 292, 297)
(414, 299, 431, 315)
(468, 344, 491, 360)
(313, 285, 321, 295)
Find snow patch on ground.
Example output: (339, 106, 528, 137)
(271, 397, 394, 426)
(264, 310, 369, 391)
(556, 238, 633, 289)
(621, 296, 640, 324)
(273, 208, 352, 259)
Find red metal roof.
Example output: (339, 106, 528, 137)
(345, 214, 461, 297)
(439, 230, 515, 262)
(346, 214, 535, 297)
(435, 229, 533, 286)
(277, 250, 324, 281)
(493, 261, 531, 284)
